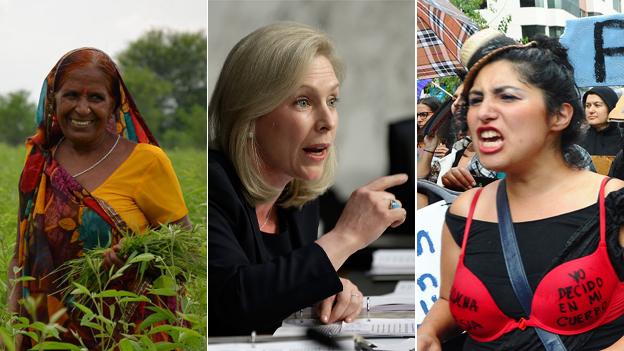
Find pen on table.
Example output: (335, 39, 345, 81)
(306, 327, 347, 350)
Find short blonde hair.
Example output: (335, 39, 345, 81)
(209, 22, 344, 208)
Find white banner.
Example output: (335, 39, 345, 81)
(415, 200, 448, 325)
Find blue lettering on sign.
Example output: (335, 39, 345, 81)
(418, 273, 438, 291)
(417, 230, 435, 256)
(420, 295, 438, 314)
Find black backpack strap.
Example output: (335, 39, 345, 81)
(496, 180, 567, 351)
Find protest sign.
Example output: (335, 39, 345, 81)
(560, 14, 624, 87)
(609, 93, 624, 122)
(415, 200, 448, 325)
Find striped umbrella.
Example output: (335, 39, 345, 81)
(417, 0, 478, 79)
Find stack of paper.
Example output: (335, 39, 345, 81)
(209, 338, 353, 351)
(361, 280, 415, 312)
(275, 318, 415, 338)
(367, 249, 415, 276)
(365, 295, 414, 312)
(340, 318, 415, 337)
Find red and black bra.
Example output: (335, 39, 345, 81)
(449, 177, 624, 342)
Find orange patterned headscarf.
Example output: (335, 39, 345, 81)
(15, 47, 159, 348)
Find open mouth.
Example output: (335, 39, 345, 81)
(70, 118, 94, 127)
(478, 128, 503, 152)
(303, 144, 329, 159)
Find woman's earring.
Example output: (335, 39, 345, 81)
(248, 131, 254, 139)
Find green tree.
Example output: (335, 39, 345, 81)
(0, 90, 36, 146)
(451, 0, 487, 29)
(117, 29, 207, 149)
(121, 65, 173, 139)
(162, 105, 207, 149)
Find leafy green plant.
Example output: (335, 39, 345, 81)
(0, 144, 207, 351)
(53, 225, 206, 350)
(57, 225, 205, 303)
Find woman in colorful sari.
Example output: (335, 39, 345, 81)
(7, 47, 191, 349)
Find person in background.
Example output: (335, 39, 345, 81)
(417, 96, 448, 159)
(434, 82, 499, 191)
(426, 31, 512, 191)
(579, 86, 624, 175)
(418, 35, 624, 350)
(417, 97, 441, 130)
(208, 22, 407, 336)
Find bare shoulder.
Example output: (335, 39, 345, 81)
(581, 169, 624, 194)
(605, 176, 624, 195)
(572, 170, 621, 196)
(448, 186, 485, 217)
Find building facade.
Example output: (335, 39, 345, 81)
(478, 0, 622, 40)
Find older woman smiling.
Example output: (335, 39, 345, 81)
(9, 48, 190, 349)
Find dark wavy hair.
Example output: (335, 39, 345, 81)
(460, 35, 584, 167)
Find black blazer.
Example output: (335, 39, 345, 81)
(387, 118, 415, 234)
(208, 150, 342, 336)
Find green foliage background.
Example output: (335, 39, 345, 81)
(0, 143, 207, 345)
(0, 29, 206, 150)
(0, 27, 207, 348)
(117, 29, 207, 149)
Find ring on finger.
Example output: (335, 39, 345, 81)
(389, 199, 401, 209)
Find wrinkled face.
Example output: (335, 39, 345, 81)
(254, 55, 339, 186)
(584, 94, 609, 129)
(467, 60, 553, 172)
(417, 104, 434, 129)
(55, 64, 116, 147)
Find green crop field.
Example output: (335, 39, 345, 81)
(0, 143, 207, 350)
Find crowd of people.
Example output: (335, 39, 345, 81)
(8, 17, 624, 351)
(417, 30, 622, 205)
(417, 29, 624, 350)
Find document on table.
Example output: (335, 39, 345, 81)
(366, 295, 415, 312)
(340, 318, 414, 337)
(275, 318, 415, 338)
(368, 249, 415, 275)
(363, 280, 415, 312)
(208, 338, 353, 351)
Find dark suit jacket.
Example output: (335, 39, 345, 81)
(208, 150, 342, 336)
(387, 118, 415, 234)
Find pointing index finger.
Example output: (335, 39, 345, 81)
(366, 174, 408, 191)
